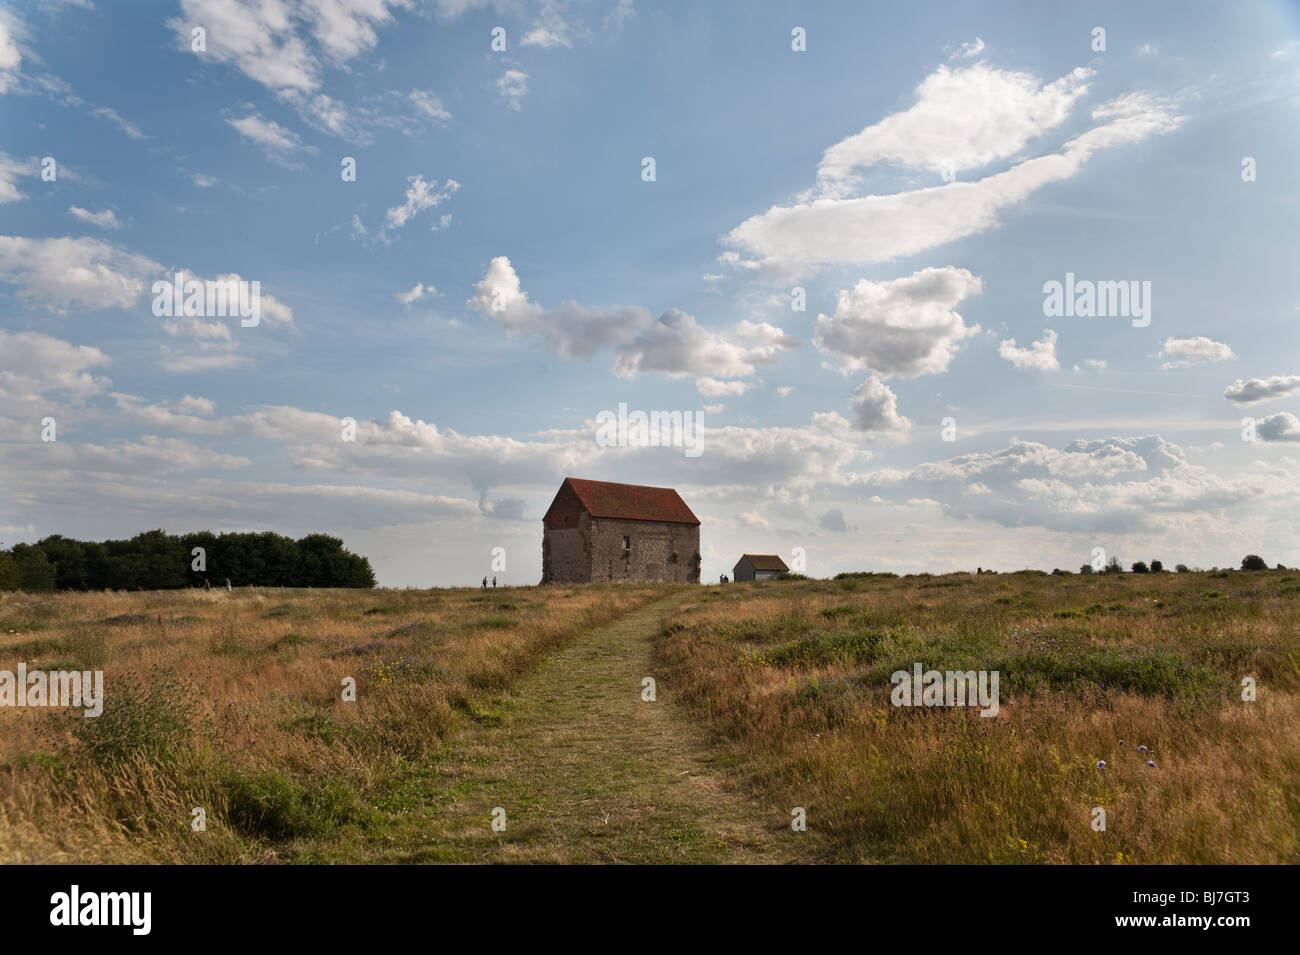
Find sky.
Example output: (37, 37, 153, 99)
(1, 0, 1299, 587)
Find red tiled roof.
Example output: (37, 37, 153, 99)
(739, 554, 788, 571)
(562, 477, 700, 525)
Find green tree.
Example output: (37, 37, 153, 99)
(10, 544, 57, 591)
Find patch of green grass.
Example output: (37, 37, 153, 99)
(222, 769, 375, 842)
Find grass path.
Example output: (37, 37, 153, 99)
(362, 592, 802, 864)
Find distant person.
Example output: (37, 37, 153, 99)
(492, 576, 497, 588)
(482, 576, 488, 589)
(204, 578, 211, 592)
(225, 578, 232, 592)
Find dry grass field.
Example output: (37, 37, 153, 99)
(655, 570, 1300, 863)
(2, 570, 1297, 864)
(0, 583, 674, 862)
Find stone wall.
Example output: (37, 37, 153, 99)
(588, 517, 700, 583)
(541, 513, 592, 583)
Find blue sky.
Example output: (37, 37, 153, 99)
(2, 0, 1299, 586)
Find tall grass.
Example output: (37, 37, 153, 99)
(0, 583, 676, 862)
(654, 571, 1300, 863)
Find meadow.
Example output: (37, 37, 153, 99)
(0, 583, 673, 862)
(2, 569, 1297, 864)
(655, 570, 1300, 863)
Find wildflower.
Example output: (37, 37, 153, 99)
(1145, 760, 1157, 768)
(1137, 744, 1148, 752)
(1097, 760, 1106, 769)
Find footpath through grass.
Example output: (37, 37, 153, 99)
(349, 591, 806, 863)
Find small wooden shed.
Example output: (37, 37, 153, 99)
(733, 553, 789, 582)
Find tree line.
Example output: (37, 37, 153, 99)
(0, 530, 376, 592)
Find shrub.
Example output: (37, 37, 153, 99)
(1131, 561, 1150, 574)
(1176, 564, 1190, 573)
(1241, 554, 1268, 571)
(1079, 564, 1094, 575)
(1150, 560, 1163, 573)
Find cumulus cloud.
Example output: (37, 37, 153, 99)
(470, 255, 651, 359)
(999, 328, 1060, 371)
(396, 282, 436, 304)
(470, 257, 796, 391)
(1224, 375, 1300, 405)
(814, 266, 982, 378)
(0, 329, 110, 401)
(169, 0, 406, 95)
(1160, 336, 1235, 369)
(849, 376, 912, 437)
(614, 311, 798, 385)
(1256, 412, 1300, 442)
(872, 435, 1267, 534)
(0, 235, 161, 312)
(819, 507, 848, 532)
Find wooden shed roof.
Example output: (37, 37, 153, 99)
(737, 554, 789, 571)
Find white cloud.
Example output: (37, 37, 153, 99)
(396, 282, 436, 304)
(815, 63, 1091, 194)
(999, 328, 1060, 371)
(68, 206, 122, 230)
(408, 89, 451, 122)
(1224, 375, 1300, 404)
(724, 89, 1182, 278)
(874, 435, 1270, 534)
(470, 255, 651, 360)
(0, 329, 110, 401)
(1257, 412, 1300, 442)
(0, 235, 161, 312)
(193, 173, 219, 187)
(614, 311, 798, 383)
(521, 0, 573, 48)
(382, 174, 459, 236)
(1160, 335, 1235, 369)
(849, 375, 912, 437)
(814, 266, 982, 378)
(697, 377, 750, 397)
(0, 14, 23, 94)
(91, 105, 146, 140)
(169, 0, 407, 95)
(497, 69, 529, 110)
(226, 110, 313, 161)
(0, 152, 34, 204)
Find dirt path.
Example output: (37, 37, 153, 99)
(370, 592, 799, 863)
